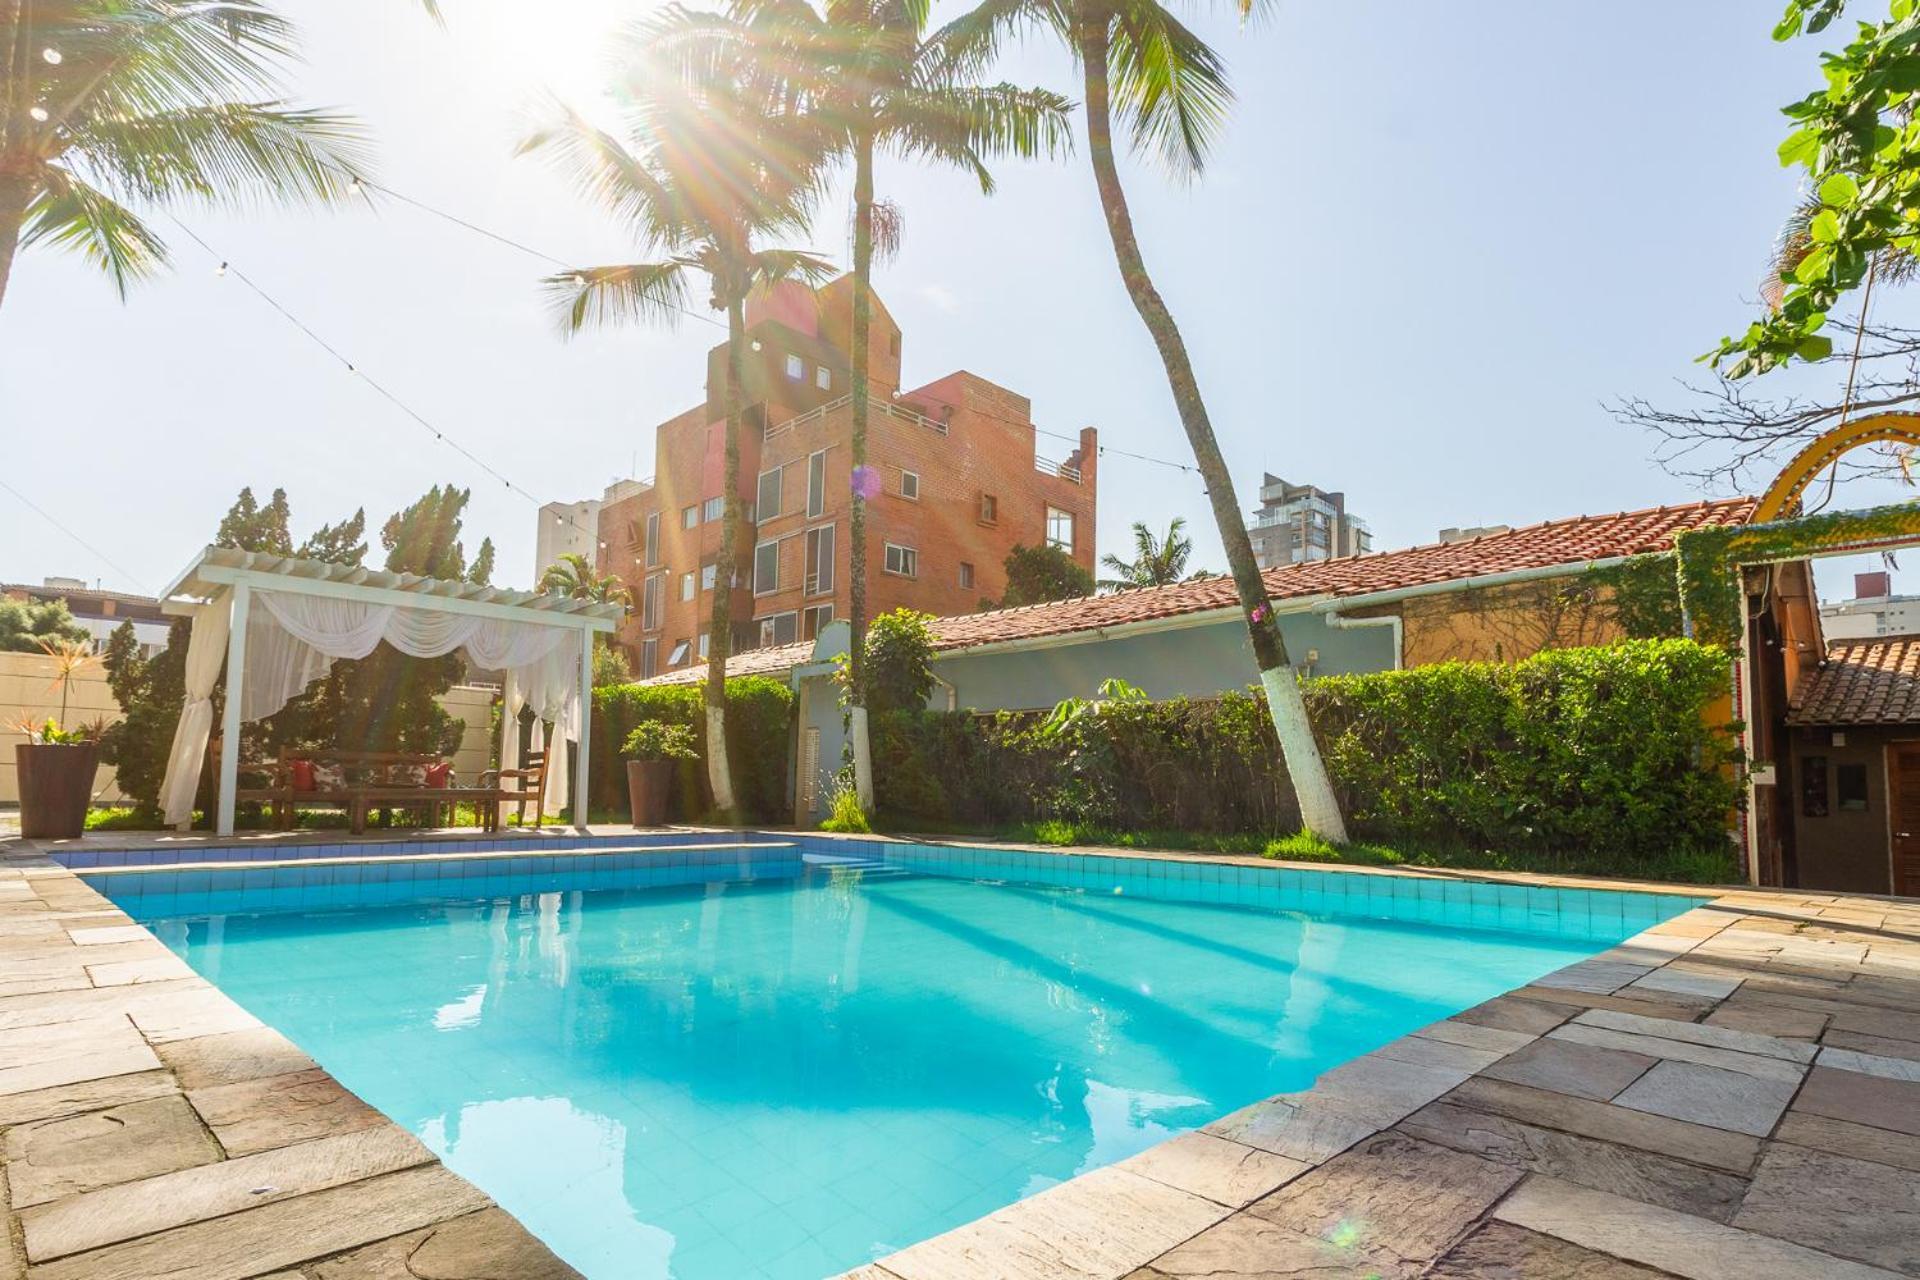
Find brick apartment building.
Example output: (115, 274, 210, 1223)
(594, 277, 1097, 677)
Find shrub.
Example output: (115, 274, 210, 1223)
(621, 721, 698, 761)
(592, 675, 794, 822)
(819, 776, 871, 833)
(859, 608, 937, 712)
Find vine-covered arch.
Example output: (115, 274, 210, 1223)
(1751, 411, 1920, 522)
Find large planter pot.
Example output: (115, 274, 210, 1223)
(16, 742, 99, 841)
(626, 759, 674, 827)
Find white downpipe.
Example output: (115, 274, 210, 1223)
(1260, 665, 1349, 844)
(1319, 609, 1403, 669)
(931, 673, 958, 711)
(850, 705, 874, 812)
(705, 703, 735, 814)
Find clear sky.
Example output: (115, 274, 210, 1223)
(2, 0, 1912, 602)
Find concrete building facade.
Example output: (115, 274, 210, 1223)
(595, 277, 1098, 677)
(1247, 476, 1371, 568)
(1817, 570, 1920, 639)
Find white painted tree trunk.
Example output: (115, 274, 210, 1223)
(705, 704, 735, 815)
(1260, 667, 1348, 843)
(850, 706, 874, 812)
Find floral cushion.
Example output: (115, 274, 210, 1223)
(312, 762, 347, 792)
(388, 763, 429, 788)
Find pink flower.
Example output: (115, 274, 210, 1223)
(1250, 603, 1270, 624)
(851, 465, 882, 501)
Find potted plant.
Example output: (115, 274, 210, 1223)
(13, 637, 105, 840)
(622, 721, 697, 827)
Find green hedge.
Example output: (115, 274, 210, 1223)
(592, 676, 794, 822)
(873, 639, 1742, 867)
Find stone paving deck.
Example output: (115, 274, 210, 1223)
(4, 827, 1918, 1280)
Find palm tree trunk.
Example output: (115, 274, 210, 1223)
(847, 130, 876, 813)
(704, 290, 745, 816)
(0, 172, 29, 314)
(1078, 35, 1348, 842)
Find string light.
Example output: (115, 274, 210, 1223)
(214, 261, 228, 277)
(41, 48, 61, 64)
(28, 106, 48, 122)
(346, 176, 363, 196)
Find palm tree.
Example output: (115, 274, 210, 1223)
(648, 0, 1072, 813)
(940, 0, 1348, 840)
(0, 0, 367, 311)
(521, 20, 833, 817)
(540, 552, 633, 608)
(1098, 516, 1191, 590)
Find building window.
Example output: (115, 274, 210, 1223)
(900, 470, 919, 500)
(759, 612, 798, 647)
(754, 540, 780, 594)
(1802, 756, 1829, 818)
(702, 496, 725, 523)
(1838, 762, 1870, 811)
(807, 449, 827, 519)
(805, 523, 835, 595)
(667, 639, 691, 667)
(701, 563, 717, 592)
(803, 604, 833, 640)
(698, 632, 710, 660)
(884, 543, 917, 578)
(958, 561, 974, 589)
(679, 571, 694, 602)
(979, 493, 998, 524)
(644, 511, 661, 567)
(641, 573, 663, 631)
(756, 467, 782, 522)
(682, 505, 698, 530)
(785, 353, 804, 380)
(639, 639, 658, 678)
(815, 365, 832, 390)
(1046, 506, 1074, 552)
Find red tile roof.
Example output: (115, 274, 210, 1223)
(1788, 634, 1920, 726)
(639, 497, 1756, 685)
(637, 639, 818, 688)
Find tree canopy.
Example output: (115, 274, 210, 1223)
(0, 597, 90, 653)
(994, 543, 1094, 608)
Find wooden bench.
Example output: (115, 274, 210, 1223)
(235, 748, 515, 834)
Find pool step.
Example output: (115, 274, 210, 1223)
(805, 854, 912, 879)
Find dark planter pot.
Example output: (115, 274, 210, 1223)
(17, 742, 99, 840)
(626, 759, 674, 827)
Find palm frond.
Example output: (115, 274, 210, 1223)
(23, 166, 167, 297)
(746, 246, 837, 291)
(927, 0, 1070, 85)
(518, 103, 684, 249)
(888, 82, 1075, 191)
(541, 260, 696, 336)
(69, 101, 366, 207)
(1107, 0, 1232, 178)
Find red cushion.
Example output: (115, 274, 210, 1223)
(290, 759, 316, 792)
(426, 762, 452, 789)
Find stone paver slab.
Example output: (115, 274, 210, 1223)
(1412, 1017, 1537, 1057)
(1513, 985, 1709, 1022)
(1572, 1008, 1819, 1064)
(878, 1165, 1226, 1280)
(188, 1067, 387, 1156)
(1245, 1133, 1521, 1270)
(1427, 1220, 1678, 1279)
(123, 986, 262, 1043)
(1628, 967, 1741, 1000)
(83, 955, 195, 987)
(1118, 1132, 1310, 1209)
(308, 1207, 585, 1279)
(156, 1026, 316, 1091)
(1732, 1143, 1920, 1274)
(1135, 1213, 1418, 1279)
(1822, 1029, 1920, 1063)
(1550, 1023, 1806, 1084)
(1442, 1078, 1762, 1174)
(1203, 1095, 1382, 1166)
(20, 1124, 434, 1261)
(1612, 1060, 1797, 1137)
(1494, 1175, 1902, 1280)
(4, 1094, 218, 1207)
(1483, 1037, 1656, 1102)
(0, 1042, 160, 1098)
(1452, 994, 1574, 1037)
(1819, 1045, 1920, 1082)
(1397, 1099, 1749, 1222)
(0, 1070, 175, 1127)
(1795, 1065, 1920, 1138)
(1776, 1112, 1920, 1174)
(24, 1163, 493, 1280)
(64, 926, 149, 947)
(1705, 1004, 1829, 1040)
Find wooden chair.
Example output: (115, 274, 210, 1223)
(483, 748, 549, 829)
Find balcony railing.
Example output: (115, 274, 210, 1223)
(1036, 456, 1082, 484)
(763, 394, 950, 442)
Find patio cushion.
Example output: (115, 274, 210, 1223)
(290, 759, 316, 792)
(389, 763, 429, 788)
(313, 762, 347, 791)
(426, 762, 452, 788)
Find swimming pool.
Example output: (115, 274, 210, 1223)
(80, 836, 1700, 1280)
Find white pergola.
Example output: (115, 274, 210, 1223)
(157, 547, 621, 837)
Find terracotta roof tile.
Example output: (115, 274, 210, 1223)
(1789, 634, 1920, 726)
(639, 497, 1755, 686)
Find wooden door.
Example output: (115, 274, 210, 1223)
(1889, 746, 1920, 898)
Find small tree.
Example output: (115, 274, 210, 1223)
(994, 544, 1094, 608)
(1099, 518, 1195, 590)
(861, 608, 937, 713)
(0, 598, 89, 652)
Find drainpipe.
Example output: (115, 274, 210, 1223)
(930, 671, 958, 712)
(1318, 608, 1403, 670)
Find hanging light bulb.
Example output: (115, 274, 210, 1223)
(41, 48, 61, 64)
(346, 175, 363, 196)
(214, 262, 228, 277)
(28, 105, 48, 122)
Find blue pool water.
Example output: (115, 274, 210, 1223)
(84, 838, 1699, 1280)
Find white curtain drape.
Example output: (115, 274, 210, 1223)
(160, 587, 584, 826)
(159, 592, 232, 827)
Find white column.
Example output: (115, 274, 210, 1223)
(215, 582, 251, 838)
(575, 627, 594, 829)
(496, 669, 519, 830)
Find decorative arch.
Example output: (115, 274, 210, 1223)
(1752, 411, 1920, 521)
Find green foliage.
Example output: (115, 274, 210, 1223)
(97, 616, 190, 815)
(215, 487, 294, 554)
(995, 543, 1094, 608)
(871, 640, 1743, 877)
(591, 639, 632, 689)
(860, 608, 937, 712)
(819, 776, 872, 833)
(1586, 554, 1687, 640)
(621, 720, 698, 762)
(0, 598, 89, 653)
(1710, 0, 1920, 375)
(542, 553, 632, 607)
(1099, 518, 1195, 590)
(592, 676, 795, 821)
